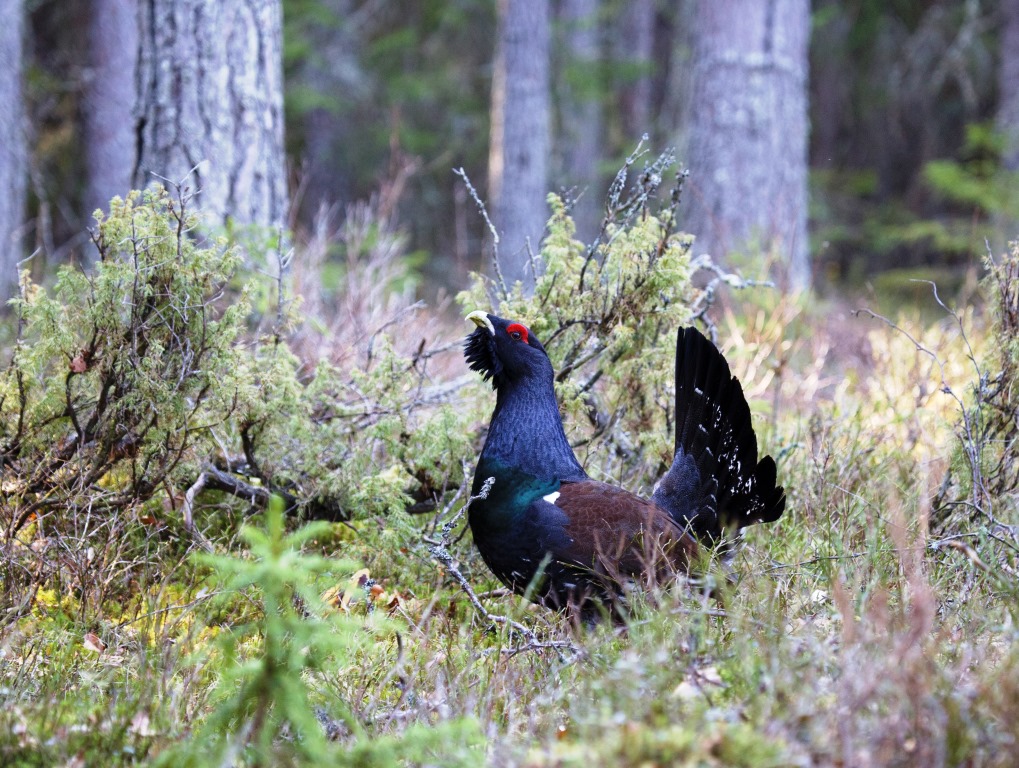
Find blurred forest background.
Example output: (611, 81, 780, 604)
(3, 0, 1018, 303)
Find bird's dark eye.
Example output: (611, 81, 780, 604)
(506, 322, 530, 343)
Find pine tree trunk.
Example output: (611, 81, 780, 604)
(83, 0, 138, 235)
(999, 0, 1019, 175)
(489, 0, 551, 292)
(134, 0, 287, 232)
(683, 0, 810, 290)
(996, 0, 1019, 245)
(559, 0, 603, 243)
(615, 0, 654, 142)
(0, 0, 25, 301)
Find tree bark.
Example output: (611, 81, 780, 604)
(615, 0, 654, 142)
(682, 0, 810, 290)
(489, 0, 551, 292)
(996, 0, 1019, 245)
(558, 0, 603, 243)
(134, 0, 287, 232)
(83, 0, 138, 239)
(999, 0, 1019, 172)
(0, 0, 25, 301)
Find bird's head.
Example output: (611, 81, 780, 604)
(464, 311, 552, 388)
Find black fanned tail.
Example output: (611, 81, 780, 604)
(652, 327, 785, 543)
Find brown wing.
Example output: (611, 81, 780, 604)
(553, 480, 700, 584)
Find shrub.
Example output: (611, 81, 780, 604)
(458, 149, 733, 488)
(0, 187, 247, 534)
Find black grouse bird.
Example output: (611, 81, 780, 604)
(463, 311, 785, 618)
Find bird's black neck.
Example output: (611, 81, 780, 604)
(478, 372, 587, 486)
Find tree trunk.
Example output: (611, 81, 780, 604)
(997, 0, 1019, 245)
(289, 0, 357, 224)
(489, 0, 551, 292)
(83, 0, 138, 236)
(558, 0, 602, 243)
(615, 0, 654, 142)
(682, 0, 810, 290)
(0, 0, 25, 301)
(134, 0, 287, 232)
(999, 0, 1019, 172)
(809, 0, 850, 169)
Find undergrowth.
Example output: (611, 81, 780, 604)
(1, 157, 1017, 766)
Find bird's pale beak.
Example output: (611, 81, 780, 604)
(466, 310, 495, 335)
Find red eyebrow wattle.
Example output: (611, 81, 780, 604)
(506, 323, 529, 344)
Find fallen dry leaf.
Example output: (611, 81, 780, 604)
(385, 593, 402, 615)
(83, 633, 106, 654)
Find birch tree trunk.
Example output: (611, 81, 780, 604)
(83, 0, 138, 236)
(683, 0, 810, 290)
(489, 0, 551, 292)
(134, 0, 287, 232)
(0, 0, 25, 301)
(559, 0, 602, 243)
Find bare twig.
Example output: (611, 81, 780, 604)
(181, 473, 214, 552)
(274, 226, 294, 343)
(453, 167, 508, 300)
(182, 472, 208, 531)
(853, 304, 998, 526)
(689, 256, 774, 343)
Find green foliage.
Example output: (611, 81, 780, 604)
(282, 0, 495, 258)
(181, 500, 361, 764)
(155, 496, 481, 767)
(0, 178, 477, 533)
(459, 151, 698, 484)
(923, 123, 1018, 215)
(230, 333, 480, 525)
(815, 121, 1019, 284)
(1, 186, 247, 530)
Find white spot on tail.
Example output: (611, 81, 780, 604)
(543, 491, 560, 504)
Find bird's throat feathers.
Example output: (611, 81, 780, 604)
(480, 376, 586, 484)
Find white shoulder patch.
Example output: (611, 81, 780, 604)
(542, 491, 561, 504)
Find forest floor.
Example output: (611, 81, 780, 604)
(1, 264, 1017, 767)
